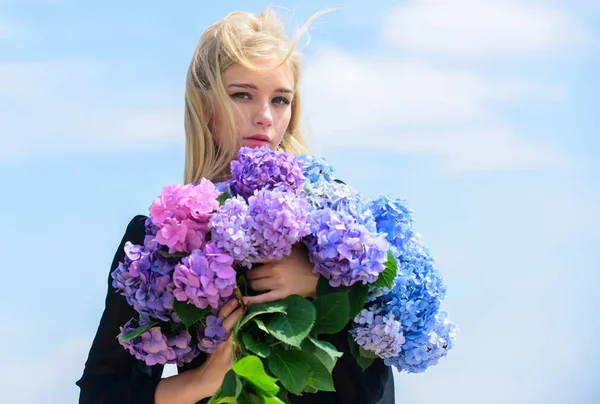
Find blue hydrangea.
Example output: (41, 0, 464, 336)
(305, 208, 389, 287)
(302, 179, 377, 232)
(369, 196, 417, 257)
(384, 311, 457, 373)
(298, 154, 335, 183)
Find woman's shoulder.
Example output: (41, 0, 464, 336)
(122, 214, 149, 244)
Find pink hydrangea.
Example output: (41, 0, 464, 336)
(149, 179, 220, 254)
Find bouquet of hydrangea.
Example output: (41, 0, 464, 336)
(111, 146, 457, 403)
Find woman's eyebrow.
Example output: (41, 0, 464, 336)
(227, 83, 293, 94)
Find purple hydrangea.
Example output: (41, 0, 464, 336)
(247, 188, 311, 261)
(172, 243, 237, 310)
(298, 154, 335, 183)
(209, 196, 259, 268)
(305, 209, 389, 287)
(229, 146, 305, 199)
(351, 307, 405, 359)
(197, 315, 227, 353)
(118, 321, 199, 366)
(111, 241, 175, 322)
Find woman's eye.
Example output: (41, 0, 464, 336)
(272, 96, 290, 105)
(231, 92, 251, 100)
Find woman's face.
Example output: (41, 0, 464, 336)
(214, 58, 294, 150)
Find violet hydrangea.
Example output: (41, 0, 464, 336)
(229, 146, 305, 199)
(172, 243, 237, 310)
(197, 315, 227, 353)
(118, 321, 198, 366)
(111, 241, 176, 323)
(247, 188, 311, 261)
(209, 195, 259, 267)
(305, 209, 389, 287)
(351, 307, 405, 359)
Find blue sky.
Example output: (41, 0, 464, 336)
(1, 0, 599, 403)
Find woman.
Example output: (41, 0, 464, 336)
(76, 8, 395, 404)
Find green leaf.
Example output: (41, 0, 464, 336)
(118, 321, 160, 343)
(347, 333, 375, 371)
(221, 370, 242, 398)
(233, 355, 279, 397)
(359, 346, 379, 359)
(267, 295, 316, 347)
(259, 393, 287, 404)
(238, 300, 288, 330)
(348, 283, 369, 320)
(316, 275, 336, 298)
(237, 390, 263, 404)
(173, 300, 210, 329)
(304, 337, 343, 373)
(304, 351, 335, 392)
(372, 252, 398, 289)
(253, 318, 270, 334)
(158, 250, 188, 259)
(242, 331, 271, 358)
(217, 190, 231, 206)
(267, 349, 310, 395)
(311, 292, 350, 335)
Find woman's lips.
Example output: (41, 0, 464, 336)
(243, 135, 270, 147)
(243, 138, 269, 147)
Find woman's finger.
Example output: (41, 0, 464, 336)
(243, 290, 283, 306)
(249, 276, 278, 292)
(218, 298, 240, 318)
(222, 307, 243, 332)
(245, 265, 274, 280)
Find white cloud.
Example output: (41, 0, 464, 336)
(302, 48, 568, 171)
(0, 59, 182, 162)
(383, 0, 589, 55)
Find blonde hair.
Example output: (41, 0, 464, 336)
(183, 8, 329, 184)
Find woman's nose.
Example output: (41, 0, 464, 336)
(253, 102, 273, 127)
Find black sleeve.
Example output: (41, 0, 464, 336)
(76, 215, 164, 404)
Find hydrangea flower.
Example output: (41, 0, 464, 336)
(197, 315, 227, 353)
(384, 312, 457, 373)
(302, 179, 376, 232)
(209, 195, 259, 267)
(229, 146, 305, 199)
(369, 196, 417, 258)
(172, 243, 237, 310)
(298, 154, 334, 183)
(111, 241, 175, 322)
(247, 188, 311, 261)
(351, 307, 405, 359)
(305, 209, 389, 287)
(148, 180, 220, 254)
(118, 321, 198, 366)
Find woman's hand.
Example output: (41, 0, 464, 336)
(244, 243, 319, 305)
(155, 298, 243, 403)
(192, 298, 243, 398)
